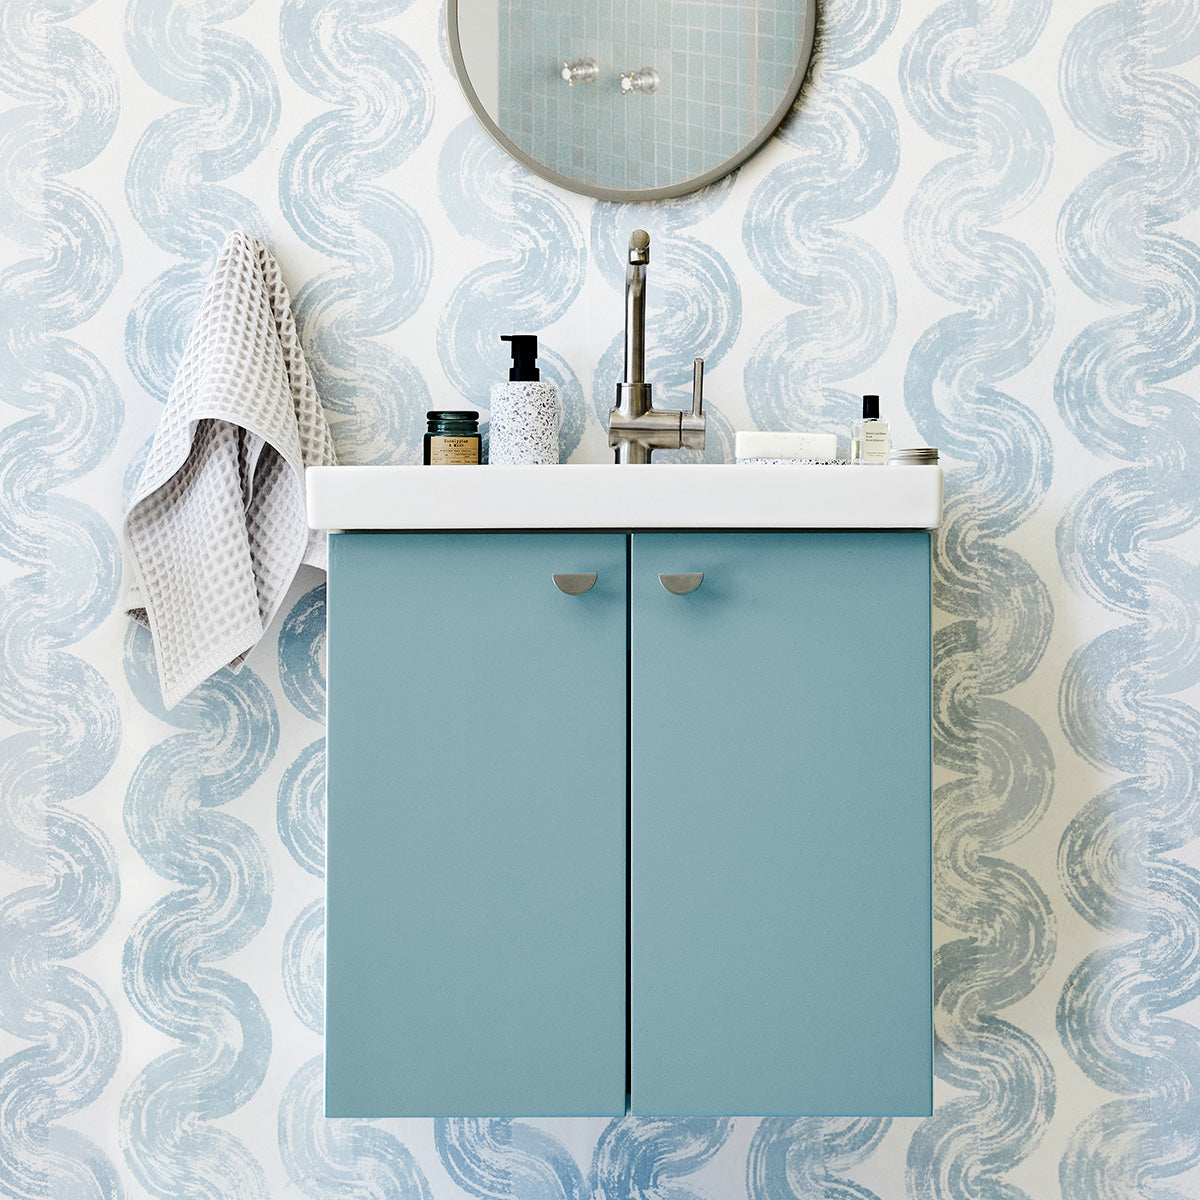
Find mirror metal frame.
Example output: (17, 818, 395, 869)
(447, 0, 818, 202)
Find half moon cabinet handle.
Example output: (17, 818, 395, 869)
(552, 573, 597, 595)
(659, 572, 703, 595)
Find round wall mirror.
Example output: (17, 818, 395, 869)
(448, 0, 818, 201)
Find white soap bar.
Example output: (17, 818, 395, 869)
(734, 431, 838, 461)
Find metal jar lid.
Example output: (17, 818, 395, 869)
(890, 446, 939, 465)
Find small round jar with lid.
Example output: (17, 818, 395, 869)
(889, 447, 939, 465)
(424, 411, 481, 465)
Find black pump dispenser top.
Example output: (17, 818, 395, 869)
(862, 394, 880, 420)
(501, 334, 540, 381)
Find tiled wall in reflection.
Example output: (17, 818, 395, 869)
(499, 0, 798, 190)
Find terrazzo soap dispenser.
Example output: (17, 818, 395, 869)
(488, 334, 560, 465)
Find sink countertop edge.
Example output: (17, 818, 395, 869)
(306, 464, 944, 532)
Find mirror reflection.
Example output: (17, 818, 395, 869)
(452, 0, 816, 199)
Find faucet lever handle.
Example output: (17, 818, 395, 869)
(678, 356, 707, 452)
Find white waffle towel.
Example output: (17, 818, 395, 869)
(123, 230, 337, 708)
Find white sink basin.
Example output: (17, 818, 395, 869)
(306, 464, 942, 531)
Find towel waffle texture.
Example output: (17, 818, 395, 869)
(124, 230, 337, 708)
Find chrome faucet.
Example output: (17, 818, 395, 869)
(608, 229, 706, 464)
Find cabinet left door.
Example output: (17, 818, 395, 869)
(325, 532, 629, 1116)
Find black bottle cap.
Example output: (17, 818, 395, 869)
(501, 334, 540, 381)
(862, 394, 880, 419)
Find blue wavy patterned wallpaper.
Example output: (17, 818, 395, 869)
(1, 0, 1197, 1195)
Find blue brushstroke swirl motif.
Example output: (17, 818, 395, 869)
(438, 121, 587, 460)
(275, 585, 433, 1199)
(121, 623, 276, 1199)
(589, 1115, 732, 1200)
(0, 0, 123, 1195)
(280, 0, 434, 463)
(120, 0, 279, 1192)
(747, 1117, 889, 1200)
(901, 0, 1059, 1196)
(438, 1118, 590, 1200)
(1056, 2, 1200, 1197)
(123, 0, 280, 406)
(742, 0, 899, 458)
(590, 180, 741, 462)
(277, 582, 327, 879)
(281, 1059, 434, 1200)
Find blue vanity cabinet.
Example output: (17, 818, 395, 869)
(325, 528, 932, 1117)
(325, 532, 629, 1117)
(629, 532, 932, 1115)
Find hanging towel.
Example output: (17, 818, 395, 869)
(123, 230, 337, 708)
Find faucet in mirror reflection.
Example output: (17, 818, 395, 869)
(608, 229, 706, 464)
(620, 67, 661, 95)
(561, 57, 600, 86)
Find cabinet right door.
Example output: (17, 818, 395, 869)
(630, 531, 932, 1115)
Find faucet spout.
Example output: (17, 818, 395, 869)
(608, 228, 706, 464)
(624, 231, 649, 387)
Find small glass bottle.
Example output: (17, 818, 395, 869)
(424, 411, 481, 465)
(850, 395, 889, 465)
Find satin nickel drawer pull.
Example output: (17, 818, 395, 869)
(659, 573, 702, 594)
(552, 573, 597, 595)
